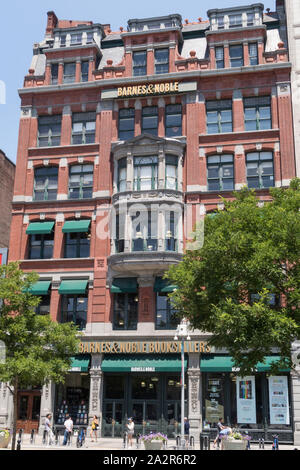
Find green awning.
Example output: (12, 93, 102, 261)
(62, 220, 91, 233)
(59, 280, 88, 295)
(111, 278, 138, 293)
(154, 277, 178, 293)
(29, 280, 51, 295)
(69, 355, 90, 372)
(101, 354, 187, 372)
(26, 222, 54, 235)
(200, 355, 290, 372)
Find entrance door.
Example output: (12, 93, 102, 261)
(130, 375, 160, 436)
(103, 401, 124, 437)
(17, 392, 41, 433)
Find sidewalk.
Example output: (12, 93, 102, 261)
(5, 434, 300, 451)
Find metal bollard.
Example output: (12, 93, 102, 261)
(30, 429, 35, 444)
(176, 435, 181, 448)
(136, 434, 140, 449)
(258, 438, 264, 449)
(55, 429, 59, 446)
(123, 432, 128, 449)
(42, 429, 47, 445)
(189, 436, 195, 449)
(200, 433, 210, 450)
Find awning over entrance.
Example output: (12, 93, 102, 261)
(28, 280, 51, 295)
(62, 220, 91, 233)
(110, 278, 138, 293)
(69, 355, 90, 372)
(200, 355, 290, 372)
(26, 221, 54, 235)
(154, 277, 178, 293)
(101, 354, 187, 372)
(58, 280, 88, 295)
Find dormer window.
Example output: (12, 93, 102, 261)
(229, 14, 242, 28)
(247, 13, 254, 26)
(86, 32, 94, 44)
(217, 17, 224, 30)
(71, 33, 82, 45)
(60, 35, 66, 47)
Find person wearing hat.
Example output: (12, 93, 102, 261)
(126, 418, 134, 448)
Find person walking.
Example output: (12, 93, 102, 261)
(184, 417, 190, 447)
(126, 418, 134, 449)
(63, 414, 73, 446)
(44, 413, 54, 445)
(90, 415, 99, 442)
(213, 417, 225, 448)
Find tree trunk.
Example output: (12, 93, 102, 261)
(11, 377, 18, 451)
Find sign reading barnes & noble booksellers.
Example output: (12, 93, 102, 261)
(79, 340, 211, 354)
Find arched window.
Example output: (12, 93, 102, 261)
(33, 167, 58, 201)
(207, 154, 234, 191)
(246, 151, 274, 189)
(69, 164, 94, 199)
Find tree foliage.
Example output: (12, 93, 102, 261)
(0, 262, 79, 449)
(167, 180, 300, 376)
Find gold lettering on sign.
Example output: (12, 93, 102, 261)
(79, 340, 211, 354)
(117, 81, 180, 98)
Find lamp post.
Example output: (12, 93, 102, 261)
(174, 318, 190, 449)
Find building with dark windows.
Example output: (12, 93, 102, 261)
(2, 2, 299, 445)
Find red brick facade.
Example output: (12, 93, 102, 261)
(0, 150, 15, 249)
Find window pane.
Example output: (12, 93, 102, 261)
(207, 166, 219, 178)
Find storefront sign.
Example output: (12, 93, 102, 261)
(236, 376, 257, 424)
(79, 340, 211, 355)
(268, 376, 290, 425)
(117, 81, 179, 98)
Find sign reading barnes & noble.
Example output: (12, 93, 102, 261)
(79, 340, 211, 354)
(100, 81, 197, 100)
(117, 81, 179, 98)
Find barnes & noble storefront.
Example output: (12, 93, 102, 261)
(52, 341, 294, 442)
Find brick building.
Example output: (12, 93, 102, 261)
(0, 149, 15, 266)
(2, 1, 299, 444)
(282, 0, 300, 176)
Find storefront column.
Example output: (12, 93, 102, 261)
(39, 381, 56, 434)
(187, 353, 202, 444)
(291, 341, 300, 445)
(88, 354, 103, 436)
(0, 383, 13, 429)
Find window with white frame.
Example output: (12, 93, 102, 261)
(246, 151, 274, 189)
(133, 156, 158, 191)
(72, 112, 96, 144)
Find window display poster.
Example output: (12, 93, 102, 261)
(236, 376, 257, 424)
(268, 376, 290, 425)
(205, 378, 224, 423)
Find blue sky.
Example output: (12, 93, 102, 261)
(0, 0, 275, 163)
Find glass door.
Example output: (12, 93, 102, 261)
(103, 402, 124, 437)
(102, 375, 125, 437)
(130, 375, 160, 436)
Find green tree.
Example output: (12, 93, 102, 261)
(168, 179, 300, 377)
(0, 262, 80, 450)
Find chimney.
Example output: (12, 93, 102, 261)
(46, 11, 58, 37)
